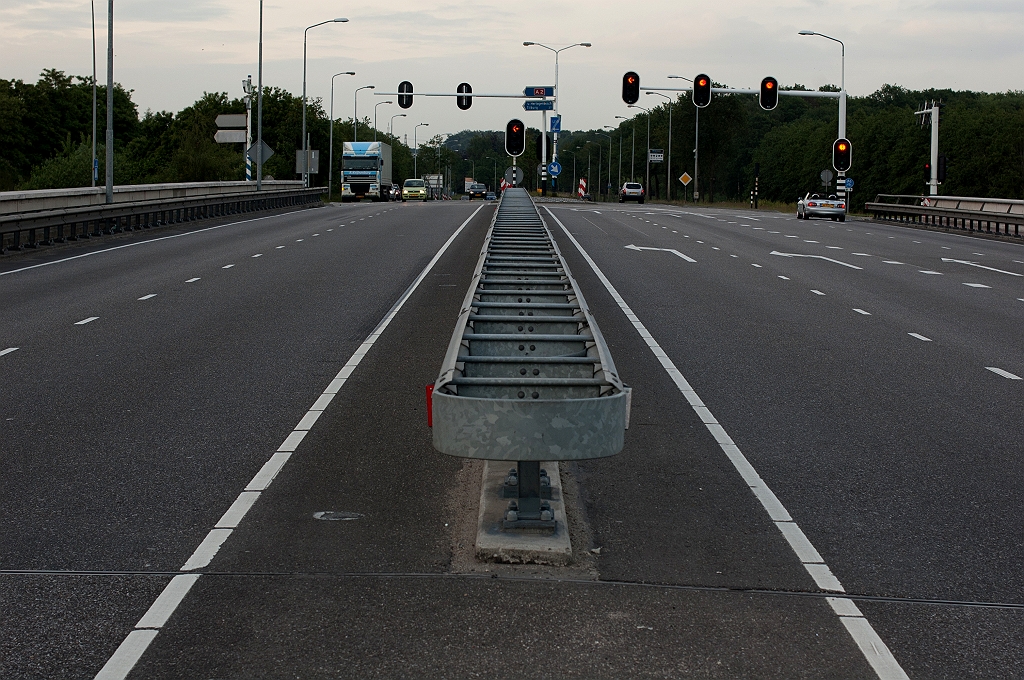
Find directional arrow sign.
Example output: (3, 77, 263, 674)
(770, 251, 862, 269)
(940, 258, 1023, 276)
(625, 244, 696, 263)
(523, 100, 554, 111)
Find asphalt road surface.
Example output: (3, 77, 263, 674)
(1, 198, 1021, 678)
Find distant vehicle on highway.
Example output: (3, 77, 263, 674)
(485, 192, 496, 201)
(619, 182, 645, 204)
(341, 142, 393, 202)
(402, 178, 427, 202)
(798, 192, 846, 221)
(468, 183, 487, 199)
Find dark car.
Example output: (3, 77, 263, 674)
(468, 183, 487, 199)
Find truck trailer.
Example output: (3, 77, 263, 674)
(341, 142, 393, 202)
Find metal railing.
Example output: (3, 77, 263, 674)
(431, 187, 629, 530)
(865, 194, 1024, 239)
(1, 187, 326, 255)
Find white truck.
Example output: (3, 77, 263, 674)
(341, 142, 393, 202)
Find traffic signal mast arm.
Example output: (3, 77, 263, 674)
(645, 86, 841, 98)
(374, 92, 547, 98)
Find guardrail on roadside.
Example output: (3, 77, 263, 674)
(865, 194, 1024, 239)
(0, 187, 326, 255)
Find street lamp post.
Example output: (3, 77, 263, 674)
(614, 115, 627, 191)
(646, 91, 673, 201)
(90, 0, 97, 189)
(353, 84, 374, 143)
(373, 100, 392, 142)
(256, 0, 264, 191)
(327, 71, 355, 203)
(629, 104, 651, 197)
(414, 123, 428, 177)
(302, 18, 348, 188)
(668, 75, 695, 201)
(523, 41, 591, 192)
(104, 0, 113, 205)
(597, 132, 611, 201)
(389, 113, 406, 136)
(800, 30, 847, 201)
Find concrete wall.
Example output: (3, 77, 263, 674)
(0, 181, 303, 215)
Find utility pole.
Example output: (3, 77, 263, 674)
(104, 0, 113, 205)
(915, 101, 941, 196)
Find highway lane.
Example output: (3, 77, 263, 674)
(0, 200, 485, 677)
(544, 203, 1024, 678)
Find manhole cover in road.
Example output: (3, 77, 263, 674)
(313, 511, 363, 521)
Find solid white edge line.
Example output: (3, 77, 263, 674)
(93, 202, 485, 680)
(985, 367, 1022, 380)
(544, 205, 910, 680)
(1, 208, 310, 277)
(0, 347, 18, 356)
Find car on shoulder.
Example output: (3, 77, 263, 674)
(468, 183, 487, 199)
(619, 182, 645, 204)
(798, 193, 846, 221)
(402, 179, 427, 202)
(485, 191, 497, 201)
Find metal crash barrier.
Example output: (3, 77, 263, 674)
(432, 188, 629, 531)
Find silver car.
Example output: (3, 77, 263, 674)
(619, 182, 645, 204)
(798, 193, 846, 221)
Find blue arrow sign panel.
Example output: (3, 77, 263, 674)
(548, 161, 562, 177)
(550, 116, 561, 133)
(524, 86, 554, 97)
(845, 177, 854, 189)
(523, 100, 554, 111)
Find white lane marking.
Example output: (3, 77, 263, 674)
(972, 253, 984, 256)
(778, 276, 789, 280)
(730, 254, 738, 258)
(754, 227, 764, 230)
(222, 264, 234, 269)
(785, 235, 798, 238)
(276, 246, 285, 249)
(75, 317, 99, 325)
(137, 294, 157, 300)
(1018, 298, 1024, 302)
(252, 254, 262, 258)
(623, 244, 696, 262)
(963, 283, 990, 288)
(215, 491, 261, 528)
(93, 202, 486, 680)
(134, 575, 200, 629)
(804, 240, 819, 243)
(942, 247, 951, 249)
(712, 247, 720, 250)
(770, 252, 863, 270)
(919, 270, 943, 275)
(296, 239, 304, 242)
(908, 333, 932, 342)
(545, 205, 909, 680)
(941, 258, 1022, 277)
(851, 253, 871, 256)
(313, 233, 320, 236)
(0, 209, 310, 278)
(811, 290, 825, 296)
(826, 246, 843, 249)
(186, 277, 200, 283)
(327, 229, 333, 231)
(854, 309, 871, 315)
(768, 231, 779, 234)
(882, 261, 903, 265)
(986, 367, 1022, 380)
(1, 347, 19, 356)
(752, 264, 762, 268)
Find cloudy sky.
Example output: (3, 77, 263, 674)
(2, 0, 1021, 138)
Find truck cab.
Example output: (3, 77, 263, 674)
(341, 142, 393, 202)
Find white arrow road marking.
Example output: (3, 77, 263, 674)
(624, 244, 696, 262)
(770, 251, 863, 270)
(941, 258, 1023, 276)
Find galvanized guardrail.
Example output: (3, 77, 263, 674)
(865, 194, 1024, 239)
(0, 187, 326, 255)
(431, 187, 629, 531)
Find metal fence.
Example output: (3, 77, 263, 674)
(1, 187, 325, 254)
(865, 194, 1024, 239)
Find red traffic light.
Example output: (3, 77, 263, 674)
(837, 142, 848, 152)
(505, 118, 526, 157)
(622, 71, 641, 105)
(759, 76, 779, 110)
(766, 81, 774, 89)
(693, 73, 711, 108)
(833, 138, 852, 172)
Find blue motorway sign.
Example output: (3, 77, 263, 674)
(845, 177, 855, 189)
(550, 115, 561, 133)
(524, 86, 554, 97)
(548, 161, 562, 177)
(523, 100, 554, 111)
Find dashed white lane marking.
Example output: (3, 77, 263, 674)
(963, 283, 990, 288)
(778, 276, 790, 280)
(252, 254, 262, 258)
(754, 227, 764, 230)
(1018, 298, 1024, 302)
(92, 203, 486, 680)
(769, 231, 779, 234)
(851, 253, 871, 257)
(785, 235, 798, 238)
(804, 240, 819, 243)
(313, 233, 320, 237)
(545, 205, 909, 680)
(883, 261, 903, 265)
(908, 333, 932, 342)
(276, 246, 285, 249)
(730, 254, 738, 258)
(0, 347, 19, 356)
(854, 309, 871, 315)
(75, 317, 99, 325)
(986, 367, 1022, 380)
(811, 290, 825, 296)
(137, 294, 157, 300)
(222, 264, 234, 269)
(826, 246, 843, 249)
(752, 264, 762, 268)
(919, 270, 942, 275)
(327, 229, 333, 232)
(185, 278, 200, 283)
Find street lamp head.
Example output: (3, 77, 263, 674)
(523, 41, 534, 46)
(798, 30, 815, 35)
(668, 75, 693, 82)
(333, 18, 349, 22)
(581, 42, 592, 47)
(383, 100, 393, 104)
(367, 85, 376, 89)
(344, 71, 355, 75)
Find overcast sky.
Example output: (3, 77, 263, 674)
(2, 0, 1021, 138)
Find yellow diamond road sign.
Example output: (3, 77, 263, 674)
(679, 172, 692, 186)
